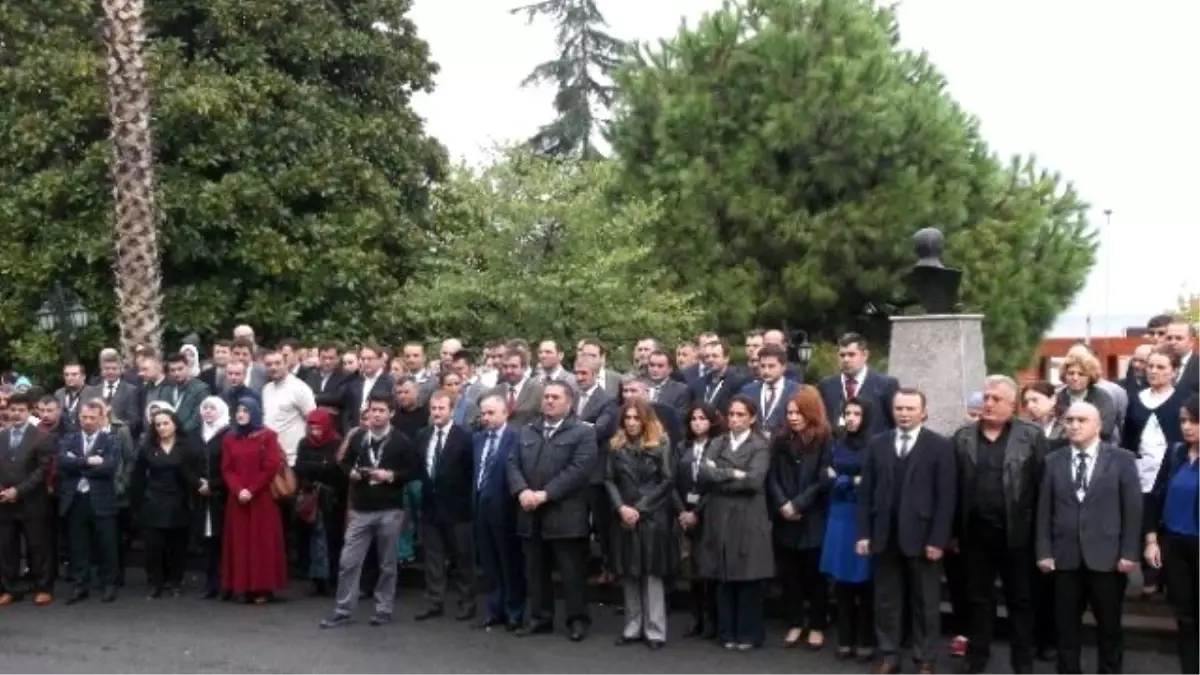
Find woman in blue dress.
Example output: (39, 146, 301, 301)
(819, 397, 874, 661)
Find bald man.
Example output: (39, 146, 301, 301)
(1036, 401, 1141, 675)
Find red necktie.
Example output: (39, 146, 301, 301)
(845, 376, 858, 400)
(507, 388, 517, 413)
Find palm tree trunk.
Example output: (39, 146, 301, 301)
(102, 0, 163, 362)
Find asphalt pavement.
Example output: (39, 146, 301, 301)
(0, 575, 1180, 673)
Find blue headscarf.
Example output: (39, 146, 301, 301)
(234, 396, 264, 436)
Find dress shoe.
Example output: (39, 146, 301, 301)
(474, 617, 503, 630)
(835, 648, 854, 661)
(66, 590, 89, 605)
(319, 613, 355, 629)
(33, 592, 53, 606)
(101, 587, 118, 603)
(872, 662, 900, 675)
(614, 635, 640, 646)
(505, 621, 521, 633)
(568, 623, 588, 642)
(646, 640, 665, 650)
(682, 622, 705, 638)
(514, 622, 553, 637)
(147, 587, 163, 599)
(455, 606, 476, 621)
(0, 593, 14, 606)
(1036, 647, 1057, 662)
(917, 664, 936, 674)
(369, 612, 392, 626)
(200, 589, 218, 600)
(413, 606, 443, 621)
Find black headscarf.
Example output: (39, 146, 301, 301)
(840, 397, 873, 450)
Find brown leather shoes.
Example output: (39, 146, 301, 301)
(872, 663, 899, 675)
(33, 592, 53, 606)
(918, 664, 936, 674)
(0, 593, 14, 606)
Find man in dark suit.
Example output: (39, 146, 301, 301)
(57, 400, 122, 604)
(1036, 401, 1142, 675)
(198, 339, 232, 394)
(573, 358, 618, 583)
(646, 349, 692, 414)
(740, 344, 800, 435)
(304, 343, 351, 409)
(0, 393, 55, 606)
(576, 339, 623, 395)
(507, 381, 598, 642)
(1165, 320, 1198, 393)
(413, 390, 477, 622)
(472, 394, 525, 631)
(55, 361, 89, 435)
(340, 345, 395, 432)
(82, 352, 141, 431)
(952, 375, 1049, 674)
(161, 352, 211, 436)
(489, 346, 544, 428)
(819, 332, 900, 435)
(688, 338, 748, 414)
(857, 388, 956, 675)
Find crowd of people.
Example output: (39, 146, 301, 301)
(0, 317, 1196, 675)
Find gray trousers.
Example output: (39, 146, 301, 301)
(335, 509, 403, 617)
(422, 512, 476, 611)
(622, 575, 667, 641)
(874, 546, 943, 666)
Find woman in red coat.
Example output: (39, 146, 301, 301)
(221, 397, 288, 603)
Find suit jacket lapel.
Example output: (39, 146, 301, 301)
(902, 430, 924, 486)
(1083, 446, 1112, 505)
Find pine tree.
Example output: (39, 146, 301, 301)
(512, 0, 624, 160)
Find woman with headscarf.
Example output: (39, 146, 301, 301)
(293, 408, 346, 596)
(819, 398, 875, 661)
(195, 396, 230, 599)
(180, 344, 203, 379)
(221, 397, 288, 603)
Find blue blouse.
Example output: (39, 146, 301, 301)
(1164, 458, 1200, 538)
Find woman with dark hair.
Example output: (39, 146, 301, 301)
(696, 394, 774, 651)
(1144, 393, 1199, 674)
(1124, 347, 1186, 596)
(132, 409, 197, 598)
(767, 385, 833, 649)
(221, 397, 288, 604)
(294, 408, 346, 596)
(820, 397, 875, 661)
(607, 399, 676, 649)
(1022, 381, 1066, 449)
(675, 402, 723, 639)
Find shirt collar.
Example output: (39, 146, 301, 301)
(845, 367, 868, 385)
(898, 425, 922, 440)
(1073, 439, 1100, 458)
(730, 429, 751, 446)
(490, 424, 506, 438)
(368, 424, 392, 441)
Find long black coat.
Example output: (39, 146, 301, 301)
(132, 438, 198, 530)
(506, 417, 597, 540)
(191, 428, 228, 539)
(696, 432, 775, 582)
(605, 443, 677, 578)
(766, 435, 833, 550)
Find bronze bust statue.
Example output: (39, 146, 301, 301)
(907, 227, 962, 314)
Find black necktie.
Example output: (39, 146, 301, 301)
(898, 432, 911, 457)
(433, 428, 444, 471)
(479, 432, 497, 489)
(764, 383, 776, 412)
(1074, 451, 1089, 494)
(104, 382, 115, 401)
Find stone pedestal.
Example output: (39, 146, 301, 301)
(888, 314, 987, 436)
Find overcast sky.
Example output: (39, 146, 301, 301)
(409, 0, 1199, 337)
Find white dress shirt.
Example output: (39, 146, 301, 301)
(895, 426, 921, 457)
(1071, 439, 1100, 501)
(760, 379, 783, 421)
(360, 372, 380, 412)
(425, 423, 452, 476)
(262, 374, 317, 466)
(729, 430, 751, 452)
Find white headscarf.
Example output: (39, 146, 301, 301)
(180, 344, 202, 378)
(145, 400, 177, 423)
(200, 396, 230, 442)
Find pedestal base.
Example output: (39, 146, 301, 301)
(888, 314, 987, 436)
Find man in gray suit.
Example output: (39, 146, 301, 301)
(645, 349, 691, 415)
(534, 340, 577, 390)
(231, 338, 267, 392)
(577, 339, 621, 395)
(81, 351, 141, 431)
(1036, 401, 1141, 675)
(489, 347, 544, 428)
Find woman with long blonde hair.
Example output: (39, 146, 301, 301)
(607, 399, 676, 649)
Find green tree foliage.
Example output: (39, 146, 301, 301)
(607, 0, 1096, 372)
(402, 147, 702, 347)
(513, 0, 625, 159)
(0, 0, 445, 369)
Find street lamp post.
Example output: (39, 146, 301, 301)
(789, 328, 813, 382)
(36, 282, 92, 363)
